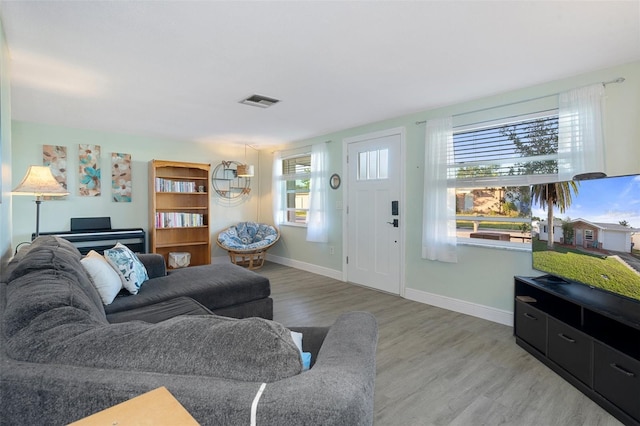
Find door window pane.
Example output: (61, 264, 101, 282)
(357, 149, 389, 180)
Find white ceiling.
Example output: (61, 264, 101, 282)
(1, 1, 639, 147)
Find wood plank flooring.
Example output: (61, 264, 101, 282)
(257, 262, 622, 426)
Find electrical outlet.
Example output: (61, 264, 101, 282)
(329, 246, 335, 255)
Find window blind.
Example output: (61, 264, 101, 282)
(450, 111, 559, 187)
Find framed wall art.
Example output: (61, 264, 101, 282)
(78, 144, 101, 196)
(43, 145, 68, 190)
(111, 152, 132, 202)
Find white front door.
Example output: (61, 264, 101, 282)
(345, 129, 403, 294)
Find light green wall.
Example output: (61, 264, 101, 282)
(10, 122, 265, 254)
(8, 61, 639, 315)
(268, 61, 640, 312)
(0, 16, 12, 268)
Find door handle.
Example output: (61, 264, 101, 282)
(387, 219, 399, 227)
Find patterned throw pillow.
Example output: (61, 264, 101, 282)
(80, 250, 123, 305)
(104, 243, 149, 295)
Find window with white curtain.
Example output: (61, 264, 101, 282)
(446, 83, 605, 251)
(279, 154, 311, 226)
(273, 143, 329, 243)
(451, 110, 559, 248)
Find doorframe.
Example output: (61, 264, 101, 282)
(341, 127, 407, 296)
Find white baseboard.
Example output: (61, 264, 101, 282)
(266, 254, 343, 281)
(217, 254, 512, 326)
(404, 288, 514, 327)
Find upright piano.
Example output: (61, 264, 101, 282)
(33, 217, 146, 255)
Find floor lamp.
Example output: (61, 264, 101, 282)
(12, 165, 70, 238)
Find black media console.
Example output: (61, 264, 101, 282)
(514, 276, 640, 426)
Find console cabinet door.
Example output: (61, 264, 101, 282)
(515, 300, 547, 354)
(547, 317, 592, 386)
(593, 341, 640, 421)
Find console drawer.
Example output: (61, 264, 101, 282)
(515, 300, 547, 354)
(548, 317, 592, 385)
(593, 341, 640, 421)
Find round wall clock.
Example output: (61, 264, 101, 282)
(330, 173, 341, 190)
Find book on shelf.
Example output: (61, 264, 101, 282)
(154, 178, 197, 193)
(155, 212, 204, 228)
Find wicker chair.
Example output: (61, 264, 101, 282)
(216, 222, 280, 270)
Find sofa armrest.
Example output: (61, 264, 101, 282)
(261, 311, 379, 425)
(136, 253, 166, 279)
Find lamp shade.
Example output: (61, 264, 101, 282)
(237, 164, 254, 177)
(12, 165, 69, 197)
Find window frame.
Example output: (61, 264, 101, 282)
(450, 110, 560, 251)
(280, 153, 312, 228)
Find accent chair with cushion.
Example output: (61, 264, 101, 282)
(217, 221, 280, 269)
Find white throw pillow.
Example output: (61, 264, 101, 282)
(104, 242, 149, 295)
(81, 250, 123, 305)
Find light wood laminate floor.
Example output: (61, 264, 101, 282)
(257, 262, 622, 426)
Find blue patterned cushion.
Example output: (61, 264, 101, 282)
(104, 243, 149, 295)
(218, 222, 278, 251)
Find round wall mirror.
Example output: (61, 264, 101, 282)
(211, 161, 251, 199)
(330, 173, 341, 190)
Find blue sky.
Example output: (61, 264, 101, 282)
(531, 174, 640, 228)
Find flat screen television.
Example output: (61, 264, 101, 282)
(531, 173, 640, 302)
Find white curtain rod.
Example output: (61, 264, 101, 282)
(415, 77, 625, 126)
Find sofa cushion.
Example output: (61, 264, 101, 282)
(4, 238, 109, 338)
(5, 305, 302, 382)
(104, 242, 149, 295)
(135, 253, 167, 279)
(81, 250, 123, 305)
(106, 296, 213, 323)
(104, 263, 270, 315)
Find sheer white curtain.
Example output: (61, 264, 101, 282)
(558, 84, 605, 181)
(306, 142, 329, 243)
(422, 117, 457, 263)
(272, 152, 285, 226)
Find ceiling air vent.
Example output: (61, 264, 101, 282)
(239, 94, 280, 109)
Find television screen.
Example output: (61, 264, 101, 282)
(531, 174, 640, 302)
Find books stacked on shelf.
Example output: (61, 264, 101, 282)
(155, 178, 197, 193)
(155, 212, 204, 228)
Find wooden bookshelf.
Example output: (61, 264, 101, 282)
(149, 160, 211, 267)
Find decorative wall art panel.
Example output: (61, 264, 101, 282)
(78, 144, 101, 196)
(111, 153, 132, 202)
(42, 145, 68, 190)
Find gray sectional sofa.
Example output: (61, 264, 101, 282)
(0, 236, 378, 425)
(104, 251, 273, 323)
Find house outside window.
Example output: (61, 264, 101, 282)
(282, 154, 311, 226)
(450, 111, 559, 247)
(585, 229, 594, 241)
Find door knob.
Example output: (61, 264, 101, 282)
(387, 219, 399, 227)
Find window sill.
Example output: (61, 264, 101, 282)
(457, 238, 531, 252)
(280, 222, 307, 229)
